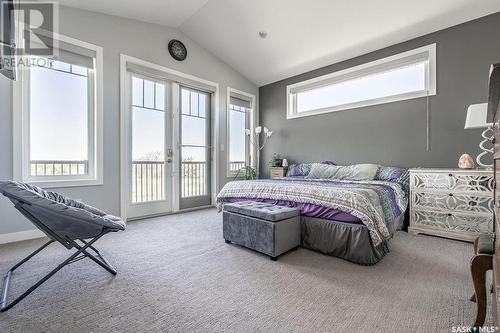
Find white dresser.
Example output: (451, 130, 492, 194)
(409, 168, 494, 242)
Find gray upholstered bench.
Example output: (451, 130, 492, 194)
(223, 202, 300, 260)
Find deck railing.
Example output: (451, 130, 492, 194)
(181, 161, 207, 198)
(132, 161, 165, 203)
(30, 160, 88, 176)
(229, 161, 245, 172)
(132, 161, 208, 203)
(31, 160, 212, 203)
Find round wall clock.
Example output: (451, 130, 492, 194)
(168, 39, 187, 61)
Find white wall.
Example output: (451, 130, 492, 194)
(0, 6, 258, 237)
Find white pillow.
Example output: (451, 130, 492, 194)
(306, 163, 379, 181)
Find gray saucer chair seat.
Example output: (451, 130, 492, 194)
(0, 181, 125, 312)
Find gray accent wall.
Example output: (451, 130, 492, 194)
(259, 13, 500, 177)
(0, 6, 258, 236)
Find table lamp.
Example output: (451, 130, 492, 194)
(464, 103, 493, 167)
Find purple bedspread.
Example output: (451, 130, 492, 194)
(224, 197, 363, 224)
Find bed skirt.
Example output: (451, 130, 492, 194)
(300, 214, 404, 265)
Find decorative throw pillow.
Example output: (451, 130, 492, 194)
(375, 166, 410, 191)
(286, 163, 316, 177)
(306, 163, 379, 181)
(285, 161, 335, 177)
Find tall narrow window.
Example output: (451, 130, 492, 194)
(227, 93, 252, 176)
(29, 60, 92, 177)
(14, 35, 103, 187)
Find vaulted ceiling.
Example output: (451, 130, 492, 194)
(60, 0, 500, 86)
(59, 0, 210, 28)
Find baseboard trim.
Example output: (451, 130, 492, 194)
(0, 229, 46, 245)
(127, 205, 216, 222)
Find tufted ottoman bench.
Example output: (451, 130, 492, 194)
(223, 201, 300, 260)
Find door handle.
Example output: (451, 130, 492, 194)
(166, 158, 172, 163)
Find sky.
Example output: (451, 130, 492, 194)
(30, 65, 88, 161)
(30, 71, 214, 164)
(229, 108, 246, 163)
(30, 63, 419, 165)
(132, 81, 209, 162)
(297, 62, 426, 112)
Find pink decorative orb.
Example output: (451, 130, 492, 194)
(458, 154, 475, 169)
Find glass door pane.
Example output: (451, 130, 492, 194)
(132, 77, 166, 203)
(128, 74, 172, 219)
(180, 87, 211, 209)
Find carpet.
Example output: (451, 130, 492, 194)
(0, 208, 489, 332)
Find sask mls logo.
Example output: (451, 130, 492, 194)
(1, 0, 59, 57)
(452, 326, 498, 333)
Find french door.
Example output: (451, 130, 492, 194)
(127, 73, 173, 219)
(179, 86, 212, 209)
(124, 71, 214, 218)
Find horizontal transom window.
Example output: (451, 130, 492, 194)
(287, 44, 436, 119)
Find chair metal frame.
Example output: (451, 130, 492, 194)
(0, 191, 119, 312)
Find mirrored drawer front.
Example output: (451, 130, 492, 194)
(411, 173, 493, 193)
(411, 192, 493, 215)
(411, 210, 492, 234)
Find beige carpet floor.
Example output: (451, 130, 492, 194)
(0, 208, 490, 332)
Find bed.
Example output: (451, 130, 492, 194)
(216, 174, 408, 265)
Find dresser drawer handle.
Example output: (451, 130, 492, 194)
(448, 193, 453, 197)
(447, 213, 453, 217)
(448, 173, 453, 177)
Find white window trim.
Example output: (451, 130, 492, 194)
(226, 87, 256, 178)
(286, 43, 437, 119)
(13, 33, 104, 188)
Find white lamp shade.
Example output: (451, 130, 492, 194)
(464, 103, 492, 129)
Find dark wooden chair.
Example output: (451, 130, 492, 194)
(470, 233, 494, 327)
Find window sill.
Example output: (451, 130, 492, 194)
(18, 178, 103, 189)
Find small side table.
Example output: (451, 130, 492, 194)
(269, 167, 288, 179)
